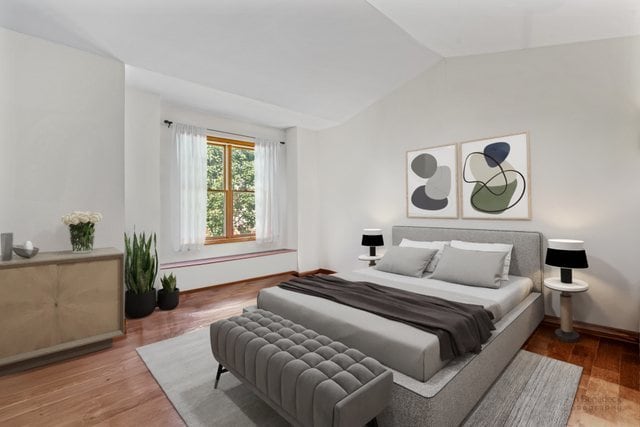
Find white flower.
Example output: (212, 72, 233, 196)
(63, 211, 103, 225)
(77, 213, 90, 223)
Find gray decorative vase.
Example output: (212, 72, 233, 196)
(1, 233, 13, 261)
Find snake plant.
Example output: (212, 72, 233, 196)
(160, 273, 177, 293)
(124, 232, 158, 295)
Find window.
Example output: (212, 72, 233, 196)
(206, 136, 256, 244)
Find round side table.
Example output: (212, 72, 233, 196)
(358, 254, 382, 267)
(544, 278, 589, 342)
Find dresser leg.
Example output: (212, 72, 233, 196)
(556, 291, 579, 342)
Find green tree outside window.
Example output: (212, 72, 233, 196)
(206, 138, 256, 242)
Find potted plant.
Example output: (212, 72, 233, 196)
(158, 273, 179, 310)
(124, 232, 158, 318)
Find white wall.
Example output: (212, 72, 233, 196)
(0, 27, 125, 251)
(124, 90, 297, 290)
(310, 36, 640, 332)
(284, 128, 299, 252)
(286, 127, 322, 272)
(125, 87, 161, 235)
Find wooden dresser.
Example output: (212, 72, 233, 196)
(0, 248, 124, 373)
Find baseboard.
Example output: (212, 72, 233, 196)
(178, 268, 337, 295)
(179, 271, 297, 295)
(542, 315, 639, 344)
(294, 268, 336, 277)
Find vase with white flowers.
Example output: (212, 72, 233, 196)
(61, 211, 103, 253)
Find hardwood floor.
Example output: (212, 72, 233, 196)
(0, 273, 294, 427)
(0, 273, 637, 426)
(523, 325, 640, 426)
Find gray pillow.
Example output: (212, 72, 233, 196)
(431, 246, 507, 289)
(375, 246, 438, 278)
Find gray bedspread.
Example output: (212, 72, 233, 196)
(259, 282, 444, 381)
(278, 275, 494, 361)
(258, 270, 531, 381)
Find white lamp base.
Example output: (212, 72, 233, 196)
(358, 254, 382, 266)
(544, 278, 589, 343)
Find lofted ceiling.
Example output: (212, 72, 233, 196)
(1, 1, 639, 130)
(125, 65, 338, 130)
(368, 0, 640, 57)
(0, 0, 440, 129)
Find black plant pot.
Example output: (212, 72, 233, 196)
(125, 289, 156, 318)
(158, 289, 180, 311)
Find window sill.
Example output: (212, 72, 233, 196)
(159, 248, 296, 270)
(205, 236, 256, 245)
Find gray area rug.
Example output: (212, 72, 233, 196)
(137, 327, 581, 427)
(461, 349, 581, 427)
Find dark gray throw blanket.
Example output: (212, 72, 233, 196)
(278, 274, 495, 360)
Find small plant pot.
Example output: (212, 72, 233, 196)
(125, 289, 156, 318)
(158, 289, 180, 311)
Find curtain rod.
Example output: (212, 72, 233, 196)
(163, 120, 285, 144)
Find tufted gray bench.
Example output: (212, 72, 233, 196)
(210, 309, 393, 427)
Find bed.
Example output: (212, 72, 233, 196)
(257, 226, 545, 426)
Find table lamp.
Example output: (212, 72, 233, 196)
(545, 239, 588, 283)
(361, 229, 384, 257)
(544, 238, 589, 342)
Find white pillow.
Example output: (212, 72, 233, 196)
(450, 240, 513, 280)
(399, 239, 449, 273)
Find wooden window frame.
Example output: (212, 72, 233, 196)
(206, 136, 256, 245)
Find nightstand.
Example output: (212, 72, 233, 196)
(358, 254, 382, 267)
(544, 278, 589, 342)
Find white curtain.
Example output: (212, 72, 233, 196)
(255, 138, 284, 244)
(171, 123, 207, 251)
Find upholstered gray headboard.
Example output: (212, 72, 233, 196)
(392, 226, 543, 292)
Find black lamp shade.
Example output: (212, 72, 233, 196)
(545, 248, 588, 269)
(362, 234, 384, 247)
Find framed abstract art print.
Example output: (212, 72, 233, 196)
(406, 144, 458, 218)
(460, 132, 531, 219)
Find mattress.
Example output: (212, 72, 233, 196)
(257, 270, 532, 382)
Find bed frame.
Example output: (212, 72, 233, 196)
(378, 226, 545, 426)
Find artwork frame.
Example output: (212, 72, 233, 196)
(459, 132, 531, 220)
(406, 143, 459, 219)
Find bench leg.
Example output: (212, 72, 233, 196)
(366, 417, 378, 427)
(214, 363, 228, 389)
